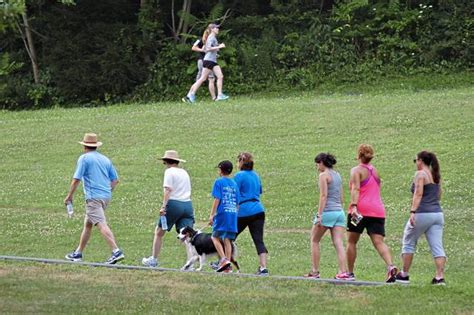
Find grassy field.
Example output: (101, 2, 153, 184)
(1, 81, 473, 313)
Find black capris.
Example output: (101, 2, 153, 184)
(237, 212, 268, 255)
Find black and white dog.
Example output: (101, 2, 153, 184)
(177, 226, 240, 272)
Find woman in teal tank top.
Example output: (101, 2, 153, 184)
(305, 153, 350, 280)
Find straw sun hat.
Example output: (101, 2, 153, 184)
(159, 150, 186, 163)
(78, 133, 102, 147)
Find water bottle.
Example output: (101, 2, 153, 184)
(350, 212, 363, 226)
(160, 215, 168, 230)
(66, 201, 74, 218)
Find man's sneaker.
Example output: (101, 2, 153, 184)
(335, 272, 352, 280)
(182, 95, 196, 104)
(209, 261, 219, 271)
(256, 267, 269, 276)
(304, 271, 320, 279)
(105, 249, 125, 265)
(215, 94, 229, 101)
(216, 258, 231, 272)
(65, 251, 82, 262)
(395, 272, 410, 284)
(345, 272, 356, 281)
(386, 265, 398, 283)
(142, 256, 158, 268)
(431, 277, 446, 286)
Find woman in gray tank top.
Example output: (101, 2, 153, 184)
(395, 151, 446, 285)
(305, 153, 351, 280)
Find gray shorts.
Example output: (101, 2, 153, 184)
(402, 212, 446, 258)
(196, 59, 215, 81)
(85, 199, 109, 225)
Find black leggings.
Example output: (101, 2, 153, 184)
(237, 212, 268, 255)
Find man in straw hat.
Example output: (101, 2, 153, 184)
(142, 150, 195, 267)
(64, 133, 125, 264)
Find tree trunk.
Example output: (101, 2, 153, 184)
(22, 12, 40, 84)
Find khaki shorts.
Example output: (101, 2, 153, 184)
(85, 199, 109, 225)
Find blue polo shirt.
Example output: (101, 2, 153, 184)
(211, 177, 239, 233)
(234, 170, 265, 217)
(73, 151, 118, 200)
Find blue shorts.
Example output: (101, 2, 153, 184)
(313, 210, 346, 228)
(212, 230, 236, 241)
(157, 200, 194, 232)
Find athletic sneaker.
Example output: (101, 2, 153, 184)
(209, 261, 219, 271)
(105, 249, 125, 264)
(395, 272, 410, 284)
(431, 278, 446, 286)
(222, 265, 233, 274)
(215, 94, 229, 101)
(182, 94, 196, 104)
(142, 256, 158, 268)
(216, 258, 231, 272)
(65, 251, 82, 262)
(345, 272, 356, 281)
(386, 265, 398, 283)
(335, 272, 352, 280)
(256, 267, 269, 276)
(304, 271, 320, 279)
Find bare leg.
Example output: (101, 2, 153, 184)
(212, 66, 224, 96)
(211, 237, 226, 260)
(96, 222, 119, 251)
(434, 257, 446, 279)
(189, 69, 211, 95)
(208, 77, 216, 100)
(346, 232, 361, 273)
(224, 239, 232, 261)
(259, 253, 267, 269)
(310, 224, 327, 273)
(151, 227, 166, 259)
(77, 220, 93, 252)
(401, 253, 414, 273)
(330, 227, 348, 273)
(369, 233, 393, 266)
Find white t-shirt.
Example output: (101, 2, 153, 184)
(163, 167, 191, 201)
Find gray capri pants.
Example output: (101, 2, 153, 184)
(402, 212, 446, 258)
(196, 59, 215, 81)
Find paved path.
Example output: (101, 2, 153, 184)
(0, 255, 388, 286)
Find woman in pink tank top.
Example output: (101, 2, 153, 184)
(346, 144, 398, 283)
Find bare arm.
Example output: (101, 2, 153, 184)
(349, 167, 361, 213)
(317, 173, 328, 217)
(160, 186, 172, 215)
(192, 44, 205, 53)
(111, 179, 119, 191)
(410, 171, 425, 225)
(64, 178, 81, 205)
(209, 198, 220, 225)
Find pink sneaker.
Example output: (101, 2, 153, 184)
(335, 272, 352, 280)
(304, 271, 320, 279)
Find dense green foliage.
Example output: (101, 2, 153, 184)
(0, 85, 473, 312)
(1, 0, 473, 108)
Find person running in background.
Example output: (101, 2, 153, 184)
(346, 144, 398, 282)
(396, 151, 446, 285)
(64, 133, 124, 264)
(142, 150, 194, 268)
(183, 23, 229, 103)
(191, 30, 216, 100)
(234, 152, 269, 276)
(209, 160, 239, 272)
(305, 153, 350, 280)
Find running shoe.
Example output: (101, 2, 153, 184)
(142, 256, 158, 267)
(216, 258, 231, 272)
(256, 267, 269, 276)
(105, 249, 125, 264)
(215, 94, 229, 101)
(395, 272, 410, 284)
(65, 251, 82, 262)
(209, 261, 219, 271)
(345, 272, 356, 281)
(431, 277, 446, 286)
(386, 265, 398, 283)
(335, 272, 352, 280)
(304, 271, 320, 279)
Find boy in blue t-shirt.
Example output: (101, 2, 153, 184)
(209, 160, 239, 272)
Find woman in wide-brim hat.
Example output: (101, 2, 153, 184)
(142, 150, 194, 267)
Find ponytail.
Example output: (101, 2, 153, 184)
(417, 151, 441, 184)
(202, 28, 210, 43)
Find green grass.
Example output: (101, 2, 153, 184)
(1, 81, 473, 313)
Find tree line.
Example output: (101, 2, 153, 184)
(1, 0, 472, 109)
